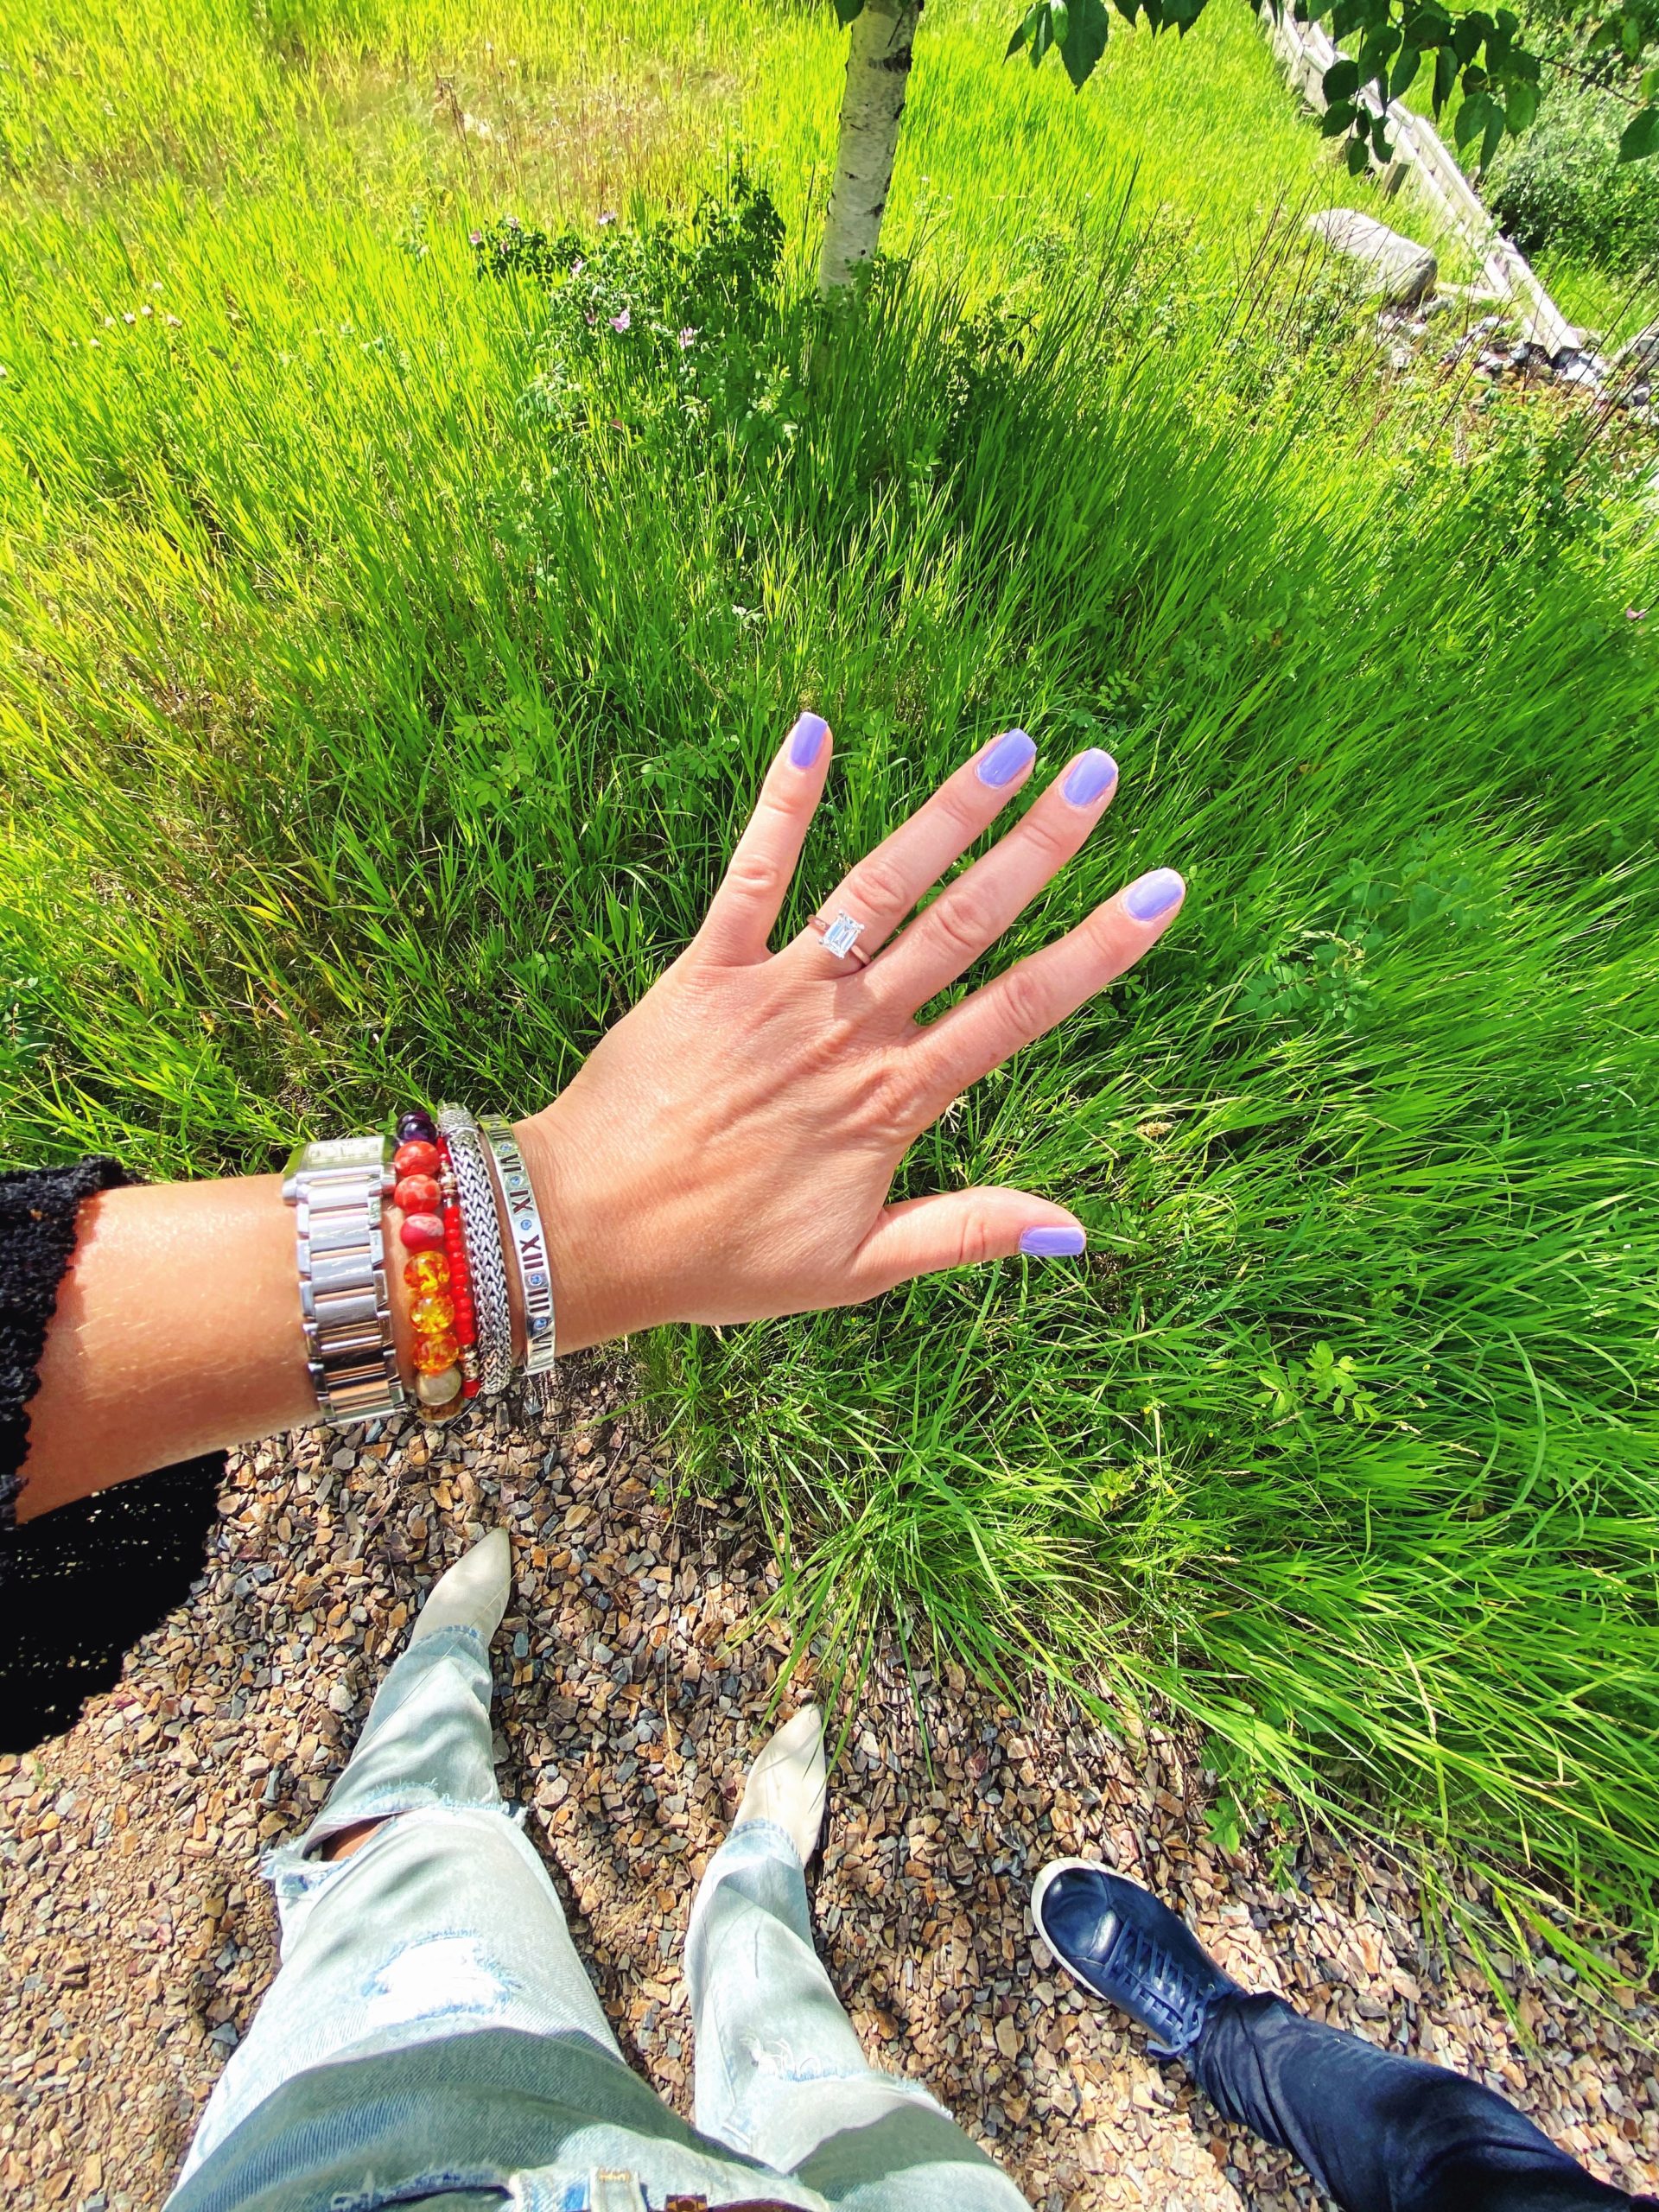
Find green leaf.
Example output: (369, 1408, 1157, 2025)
(1323, 57, 1360, 99)
(1405, 7, 1451, 49)
(1059, 0, 1110, 85)
(1643, 66, 1659, 104)
(1480, 104, 1505, 168)
(1453, 88, 1493, 150)
(1455, 8, 1491, 60)
(1503, 79, 1537, 132)
(1618, 105, 1659, 162)
(1007, 5, 1034, 53)
(1345, 132, 1372, 174)
(834, 0, 867, 22)
(1357, 23, 1402, 75)
(1321, 99, 1357, 135)
(1432, 43, 1457, 110)
(1389, 45, 1421, 99)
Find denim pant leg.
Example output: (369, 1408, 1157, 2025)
(171, 1626, 623, 2190)
(684, 1818, 1031, 2212)
(1192, 1993, 1639, 2212)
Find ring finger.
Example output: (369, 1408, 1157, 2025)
(793, 728, 1039, 972)
(870, 745, 1122, 1013)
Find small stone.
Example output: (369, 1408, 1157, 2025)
(1307, 208, 1436, 303)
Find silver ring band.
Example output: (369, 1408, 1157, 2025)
(479, 1114, 556, 1377)
(436, 1103, 515, 1396)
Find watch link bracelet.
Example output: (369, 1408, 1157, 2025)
(282, 1135, 407, 1423)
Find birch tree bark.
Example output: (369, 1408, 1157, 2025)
(817, 0, 921, 295)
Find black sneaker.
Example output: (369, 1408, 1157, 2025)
(1032, 1858, 1246, 2059)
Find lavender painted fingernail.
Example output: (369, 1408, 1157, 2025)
(1019, 1225, 1087, 1258)
(1124, 868, 1185, 922)
(976, 728, 1036, 788)
(789, 711, 829, 768)
(1061, 748, 1118, 807)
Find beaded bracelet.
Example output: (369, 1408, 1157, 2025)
(391, 1107, 468, 1419)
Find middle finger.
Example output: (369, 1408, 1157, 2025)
(870, 746, 1121, 1013)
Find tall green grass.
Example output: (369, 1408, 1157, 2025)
(3, 0, 1657, 1961)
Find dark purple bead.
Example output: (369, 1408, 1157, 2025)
(397, 1109, 438, 1143)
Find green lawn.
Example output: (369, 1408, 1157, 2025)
(3, 0, 1657, 1967)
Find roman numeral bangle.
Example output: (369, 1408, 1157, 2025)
(478, 1113, 557, 1379)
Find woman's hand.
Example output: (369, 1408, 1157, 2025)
(517, 712, 1184, 1350)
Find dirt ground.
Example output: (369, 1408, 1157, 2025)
(2, 1363, 1655, 2210)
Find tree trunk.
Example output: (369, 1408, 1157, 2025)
(817, 0, 920, 295)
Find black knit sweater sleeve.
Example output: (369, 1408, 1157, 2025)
(1, 1160, 223, 1755)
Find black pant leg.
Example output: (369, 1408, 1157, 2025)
(1188, 1993, 1637, 2212)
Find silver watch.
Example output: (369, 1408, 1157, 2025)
(282, 1135, 406, 1424)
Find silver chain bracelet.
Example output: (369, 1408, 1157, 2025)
(435, 1103, 515, 1396)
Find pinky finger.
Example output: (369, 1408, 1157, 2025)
(909, 866, 1185, 1108)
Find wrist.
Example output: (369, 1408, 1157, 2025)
(513, 1108, 630, 1354)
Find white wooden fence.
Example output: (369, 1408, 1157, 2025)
(1256, 3, 1580, 353)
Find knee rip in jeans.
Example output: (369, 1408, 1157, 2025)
(358, 1933, 521, 2031)
(315, 1813, 398, 1863)
(302, 1796, 526, 1863)
(742, 2033, 841, 2085)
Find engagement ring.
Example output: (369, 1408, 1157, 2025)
(812, 909, 872, 967)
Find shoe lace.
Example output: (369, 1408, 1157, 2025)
(1114, 1916, 1211, 2053)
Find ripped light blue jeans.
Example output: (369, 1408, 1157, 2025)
(171, 1625, 1030, 2212)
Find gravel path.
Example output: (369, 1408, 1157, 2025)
(3, 1364, 1655, 2210)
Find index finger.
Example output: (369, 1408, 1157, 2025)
(695, 712, 833, 964)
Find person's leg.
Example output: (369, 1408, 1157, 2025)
(685, 1709, 1031, 2212)
(1192, 1992, 1637, 2212)
(1033, 1860, 1646, 2212)
(175, 1532, 623, 2184)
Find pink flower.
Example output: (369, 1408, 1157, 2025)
(570, 257, 585, 276)
(469, 230, 482, 245)
(610, 308, 631, 333)
(677, 327, 696, 349)
(598, 210, 617, 226)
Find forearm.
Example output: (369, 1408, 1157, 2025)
(16, 1175, 321, 1521)
(16, 1121, 593, 1522)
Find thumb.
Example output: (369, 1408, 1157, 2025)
(851, 1188, 1086, 1298)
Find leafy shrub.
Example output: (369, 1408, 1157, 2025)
(473, 168, 784, 362)
(1486, 73, 1659, 272)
